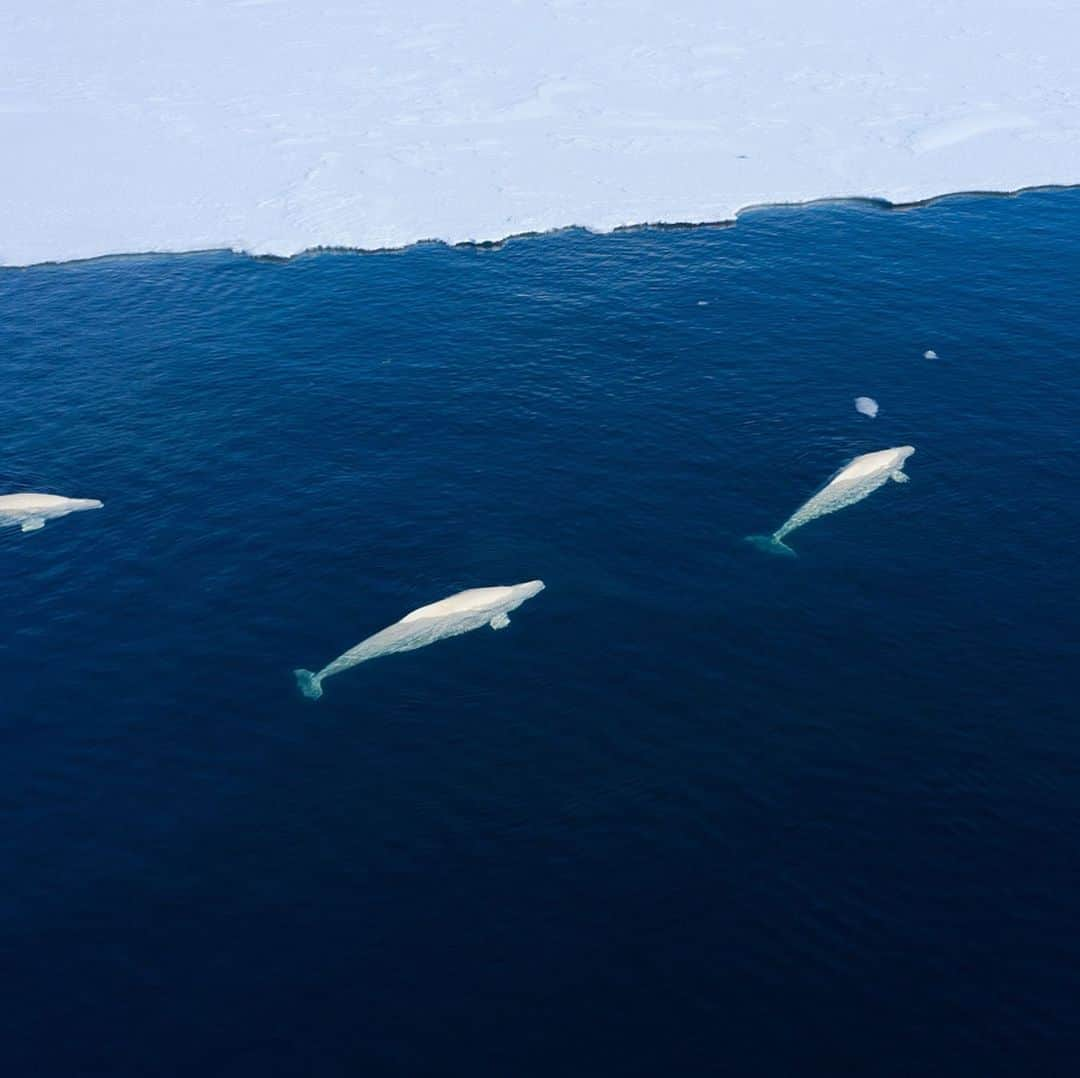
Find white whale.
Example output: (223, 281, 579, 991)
(747, 446, 915, 556)
(294, 580, 545, 700)
(0, 493, 104, 533)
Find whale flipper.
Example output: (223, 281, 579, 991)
(746, 534, 796, 557)
(294, 669, 324, 700)
(890, 470, 909, 483)
(490, 612, 510, 630)
(20, 518, 45, 533)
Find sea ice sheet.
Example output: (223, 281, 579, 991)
(1, 1, 1078, 266)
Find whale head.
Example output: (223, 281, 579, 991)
(69, 498, 104, 512)
(516, 580, 545, 600)
(894, 446, 916, 465)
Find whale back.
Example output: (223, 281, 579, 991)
(829, 446, 914, 485)
(0, 493, 71, 510)
(400, 583, 541, 624)
(0, 493, 102, 513)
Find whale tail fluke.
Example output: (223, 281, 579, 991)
(746, 534, 796, 557)
(294, 669, 324, 700)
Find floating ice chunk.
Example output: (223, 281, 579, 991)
(924, 350, 938, 359)
(697, 300, 709, 306)
(294, 581, 545, 700)
(747, 446, 914, 556)
(855, 396, 879, 418)
(0, 492, 103, 534)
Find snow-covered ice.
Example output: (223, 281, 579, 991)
(1, 1, 1078, 267)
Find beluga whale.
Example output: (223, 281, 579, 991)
(0, 493, 104, 533)
(747, 446, 915, 556)
(294, 580, 545, 700)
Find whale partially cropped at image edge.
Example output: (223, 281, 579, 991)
(747, 446, 915, 556)
(0, 493, 104, 533)
(294, 580, 546, 700)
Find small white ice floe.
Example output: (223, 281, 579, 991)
(855, 396, 879, 418)
(923, 349, 938, 359)
(697, 300, 709, 306)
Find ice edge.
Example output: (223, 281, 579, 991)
(5, 183, 1077, 270)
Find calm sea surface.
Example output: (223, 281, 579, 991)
(2, 190, 1079, 1075)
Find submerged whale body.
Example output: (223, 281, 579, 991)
(0, 493, 104, 533)
(294, 580, 545, 700)
(747, 446, 915, 556)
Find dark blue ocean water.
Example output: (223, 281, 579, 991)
(2, 189, 1079, 1076)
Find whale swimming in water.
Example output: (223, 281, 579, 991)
(747, 446, 915, 556)
(0, 493, 104, 533)
(294, 580, 545, 700)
